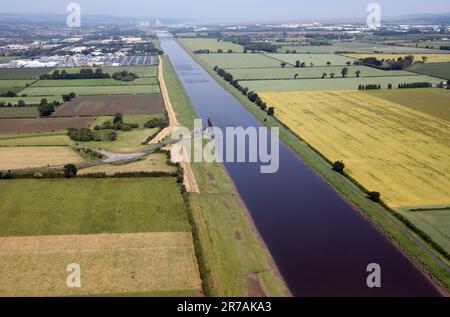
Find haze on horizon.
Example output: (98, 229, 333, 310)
(0, 0, 449, 24)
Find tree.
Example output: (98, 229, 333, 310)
(346, 61, 352, 66)
(330, 73, 335, 78)
(38, 102, 54, 117)
(295, 60, 301, 68)
(355, 70, 361, 78)
(267, 107, 275, 116)
(326, 61, 331, 66)
(332, 161, 345, 173)
(17, 100, 25, 107)
(341, 67, 349, 78)
(64, 164, 78, 179)
(368, 191, 381, 202)
(281, 62, 287, 68)
(310, 63, 314, 67)
(388, 83, 392, 89)
(113, 113, 123, 125)
(322, 73, 327, 79)
(294, 74, 299, 79)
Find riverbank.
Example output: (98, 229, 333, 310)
(161, 54, 290, 296)
(176, 40, 449, 293)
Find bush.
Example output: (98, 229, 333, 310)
(332, 161, 345, 173)
(63, 164, 78, 178)
(368, 191, 381, 202)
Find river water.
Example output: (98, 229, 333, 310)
(161, 39, 440, 296)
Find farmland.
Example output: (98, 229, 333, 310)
(366, 89, 450, 122)
(0, 106, 38, 118)
(343, 53, 450, 63)
(260, 90, 450, 208)
(278, 41, 445, 54)
(20, 84, 159, 96)
(52, 66, 158, 78)
(0, 117, 94, 134)
(0, 96, 62, 106)
(0, 79, 33, 95)
(0, 178, 190, 235)
(33, 77, 158, 87)
(54, 95, 165, 117)
(243, 75, 441, 92)
(83, 127, 159, 153)
(0, 146, 84, 170)
(0, 232, 201, 296)
(0, 67, 51, 80)
(198, 53, 282, 68)
(179, 38, 243, 53)
(0, 132, 72, 146)
(90, 114, 165, 128)
(265, 53, 356, 66)
(409, 62, 450, 80)
(228, 66, 414, 80)
(79, 153, 176, 175)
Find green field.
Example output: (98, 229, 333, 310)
(398, 208, 450, 253)
(20, 85, 160, 96)
(197, 53, 282, 69)
(243, 74, 442, 92)
(0, 79, 33, 95)
(279, 42, 445, 54)
(0, 95, 62, 105)
(366, 88, 450, 122)
(0, 56, 17, 63)
(265, 53, 356, 66)
(0, 178, 189, 236)
(409, 62, 450, 80)
(228, 65, 415, 80)
(0, 106, 38, 118)
(179, 38, 244, 53)
(0, 68, 52, 80)
(52, 66, 158, 78)
(0, 132, 72, 146)
(91, 114, 164, 129)
(33, 77, 158, 87)
(84, 128, 159, 153)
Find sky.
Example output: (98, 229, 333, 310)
(0, 0, 449, 23)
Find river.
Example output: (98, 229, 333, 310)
(161, 39, 440, 296)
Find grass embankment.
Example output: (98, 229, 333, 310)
(163, 54, 289, 296)
(178, 41, 450, 291)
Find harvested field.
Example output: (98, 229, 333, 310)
(20, 85, 159, 96)
(53, 95, 165, 117)
(366, 89, 450, 122)
(0, 107, 38, 118)
(0, 117, 93, 134)
(0, 146, 84, 170)
(33, 78, 158, 87)
(0, 232, 202, 296)
(244, 75, 442, 92)
(343, 53, 450, 63)
(0, 132, 71, 146)
(79, 153, 176, 175)
(0, 178, 190, 236)
(260, 90, 450, 208)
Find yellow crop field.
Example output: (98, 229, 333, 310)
(343, 53, 450, 63)
(260, 91, 450, 208)
(0, 232, 202, 296)
(0, 146, 84, 170)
